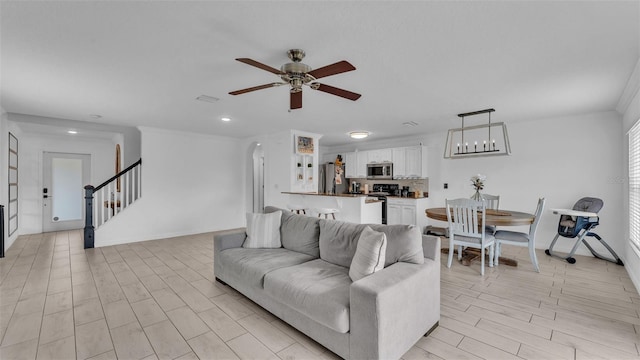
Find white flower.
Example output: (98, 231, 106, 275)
(470, 174, 486, 191)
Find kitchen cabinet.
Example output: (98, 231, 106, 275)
(386, 197, 429, 231)
(345, 152, 357, 178)
(392, 146, 427, 179)
(355, 151, 368, 178)
(392, 148, 405, 178)
(367, 149, 392, 163)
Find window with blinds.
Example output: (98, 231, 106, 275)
(630, 119, 640, 256)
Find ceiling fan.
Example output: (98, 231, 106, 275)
(229, 49, 361, 110)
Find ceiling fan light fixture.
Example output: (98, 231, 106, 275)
(196, 95, 220, 103)
(349, 131, 369, 139)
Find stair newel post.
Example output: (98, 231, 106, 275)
(0, 204, 4, 258)
(84, 185, 95, 249)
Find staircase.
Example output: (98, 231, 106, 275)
(83, 159, 142, 248)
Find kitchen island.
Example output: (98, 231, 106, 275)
(283, 192, 382, 224)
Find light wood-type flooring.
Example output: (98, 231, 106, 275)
(0, 230, 639, 359)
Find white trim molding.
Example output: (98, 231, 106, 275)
(617, 57, 640, 115)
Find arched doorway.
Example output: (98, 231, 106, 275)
(251, 143, 265, 213)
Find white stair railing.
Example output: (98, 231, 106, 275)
(84, 159, 142, 248)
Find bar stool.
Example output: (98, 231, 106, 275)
(287, 204, 307, 215)
(316, 208, 339, 219)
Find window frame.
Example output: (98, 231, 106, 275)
(629, 118, 640, 257)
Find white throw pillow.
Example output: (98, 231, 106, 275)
(349, 226, 387, 281)
(243, 211, 282, 248)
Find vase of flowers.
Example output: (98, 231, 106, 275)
(470, 174, 486, 201)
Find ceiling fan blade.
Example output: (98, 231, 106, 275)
(290, 90, 302, 110)
(312, 83, 361, 101)
(236, 58, 285, 75)
(229, 83, 282, 95)
(307, 60, 356, 80)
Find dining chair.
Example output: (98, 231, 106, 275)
(480, 193, 500, 234)
(446, 198, 495, 275)
(481, 194, 500, 210)
(494, 197, 546, 272)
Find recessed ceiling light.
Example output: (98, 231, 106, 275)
(196, 95, 220, 103)
(89, 114, 102, 119)
(221, 117, 231, 122)
(68, 130, 78, 134)
(403, 121, 419, 127)
(348, 131, 369, 139)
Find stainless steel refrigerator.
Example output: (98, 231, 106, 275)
(318, 163, 347, 194)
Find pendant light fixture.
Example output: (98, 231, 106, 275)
(443, 108, 511, 159)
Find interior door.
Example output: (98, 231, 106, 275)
(43, 152, 91, 232)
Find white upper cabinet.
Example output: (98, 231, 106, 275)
(367, 149, 392, 163)
(392, 146, 427, 179)
(356, 151, 368, 178)
(392, 148, 406, 178)
(344, 146, 427, 179)
(404, 146, 427, 178)
(345, 152, 357, 178)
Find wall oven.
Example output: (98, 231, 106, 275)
(367, 162, 393, 180)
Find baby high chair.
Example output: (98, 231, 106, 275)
(545, 197, 623, 265)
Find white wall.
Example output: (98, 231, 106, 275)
(258, 130, 321, 211)
(323, 111, 625, 258)
(95, 127, 245, 246)
(17, 130, 116, 235)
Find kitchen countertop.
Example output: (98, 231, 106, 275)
(283, 192, 428, 199)
(282, 192, 368, 198)
(386, 195, 429, 199)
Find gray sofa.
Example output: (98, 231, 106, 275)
(213, 207, 440, 360)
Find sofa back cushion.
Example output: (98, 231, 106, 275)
(265, 206, 320, 257)
(368, 223, 424, 267)
(319, 220, 424, 268)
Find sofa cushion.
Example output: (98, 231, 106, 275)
(243, 211, 282, 248)
(369, 224, 424, 267)
(279, 210, 321, 257)
(349, 226, 387, 282)
(319, 220, 424, 268)
(264, 259, 351, 333)
(217, 248, 315, 288)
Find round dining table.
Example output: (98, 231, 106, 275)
(425, 207, 535, 267)
(425, 207, 535, 226)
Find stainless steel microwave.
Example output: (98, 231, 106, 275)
(367, 162, 393, 179)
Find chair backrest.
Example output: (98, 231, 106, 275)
(572, 197, 603, 213)
(446, 198, 486, 238)
(481, 193, 500, 210)
(529, 197, 546, 241)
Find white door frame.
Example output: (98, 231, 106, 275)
(42, 152, 91, 232)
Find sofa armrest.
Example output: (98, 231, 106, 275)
(350, 260, 440, 360)
(213, 229, 246, 253)
(213, 229, 246, 282)
(422, 235, 441, 261)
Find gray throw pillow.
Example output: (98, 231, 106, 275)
(243, 211, 282, 248)
(349, 226, 387, 281)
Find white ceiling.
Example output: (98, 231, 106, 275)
(1, 1, 638, 146)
